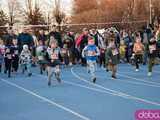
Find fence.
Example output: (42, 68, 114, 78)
(0, 20, 148, 36)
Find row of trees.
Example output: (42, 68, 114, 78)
(1, 0, 160, 29)
(0, 0, 66, 27)
(71, 0, 160, 24)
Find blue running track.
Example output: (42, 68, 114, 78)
(0, 64, 160, 120)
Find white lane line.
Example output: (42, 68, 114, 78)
(0, 78, 91, 120)
(33, 73, 121, 96)
(91, 73, 160, 88)
(76, 69, 160, 88)
(114, 79, 160, 88)
(71, 67, 160, 106)
(140, 66, 160, 75)
(100, 67, 160, 86)
(117, 72, 160, 86)
(34, 73, 158, 103)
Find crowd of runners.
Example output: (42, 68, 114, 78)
(0, 23, 160, 86)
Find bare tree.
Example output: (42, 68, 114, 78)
(7, 0, 20, 26)
(0, 9, 8, 26)
(72, 0, 99, 23)
(71, 0, 153, 24)
(53, 0, 66, 30)
(24, 0, 45, 25)
(152, 0, 160, 24)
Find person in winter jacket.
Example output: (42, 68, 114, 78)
(147, 37, 157, 76)
(0, 39, 5, 73)
(60, 44, 70, 67)
(82, 37, 100, 83)
(105, 42, 119, 79)
(4, 46, 13, 77)
(19, 44, 32, 76)
(76, 28, 89, 66)
(36, 40, 47, 74)
(11, 38, 20, 73)
(46, 41, 61, 86)
(119, 40, 126, 63)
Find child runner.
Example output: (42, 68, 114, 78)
(105, 43, 119, 79)
(0, 49, 3, 73)
(133, 37, 144, 71)
(82, 37, 100, 83)
(20, 44, 32, 76)
(60, 44, 70, 67)
(36, 40, 47, 74)
(119, 40, 126, 63)
(4, 46, 13, 77)
(99, 47, 106, 68)
(11, 38, 20, 73)
(46, 41, 61, 86)
(147, 37, 157, 76)
(0, 39, 5, 73)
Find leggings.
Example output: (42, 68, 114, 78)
(134, 54, 143, 69)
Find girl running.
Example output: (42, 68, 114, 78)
(46, 41, 61, 86)
(20, 45, 32, 76)
(133, 37, 144, 71)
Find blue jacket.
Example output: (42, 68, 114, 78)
(82, 45, 100, 61)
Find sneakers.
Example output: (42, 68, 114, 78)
(148, 72, 152, 77)
(8, 74, 11, 78)
(55, 73, 61, 83)
(40, 69, 43, 74)
(106, 69, 109, 72)
(92, 77, 96, 83)
(28, 73, 32, 77)
(48, 73, 61, 86)
(135, 69, 139, 72)
(111, 75, 117, 79)
(22, 69, 25, 74)
(69, 63, 72, 66)
(48, 81, 51, 86)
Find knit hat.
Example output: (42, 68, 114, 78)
(23, 44, 29, 51)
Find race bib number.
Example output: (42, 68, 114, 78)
(51, 53, 58, 60)
(149, 45, 156, 53)
(61, 49, 67, 54)
(101, 49, 105, 53)
(112, 49, 118, 56)
(88, 51, 96, 56)
(136, 45, 143, 52)
(1, 49, 5, 54)
(7, 54, 12, 59)
(38, 56, 44, 60)
(15, 50, 18, 55)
